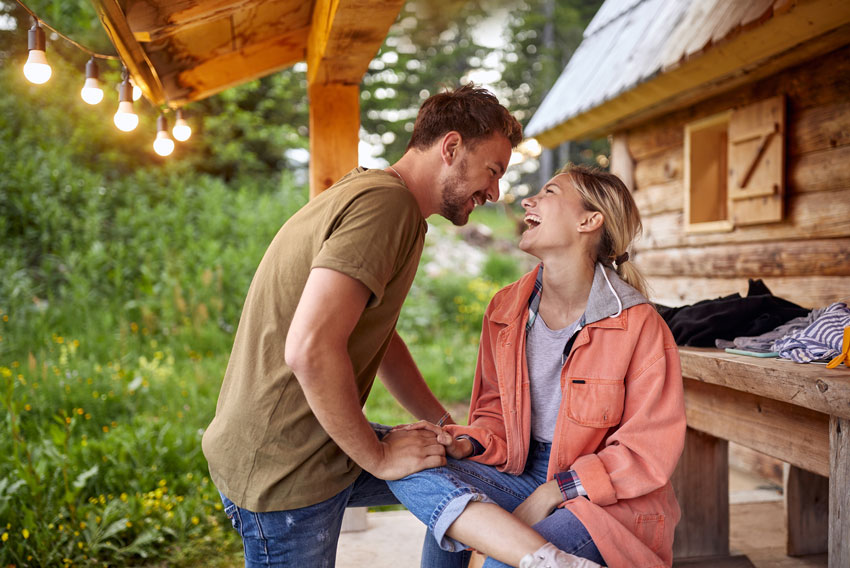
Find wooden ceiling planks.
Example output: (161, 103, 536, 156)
(91, 0, 403, 107)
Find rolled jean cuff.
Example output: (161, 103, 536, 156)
(431, 487, 495, 552)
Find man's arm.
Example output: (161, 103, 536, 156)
(285, 267, 446, 480)
(378, 330, 455, 426)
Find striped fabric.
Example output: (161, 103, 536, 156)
(526, 265, 544, 332)
(773, 302, 850, 363)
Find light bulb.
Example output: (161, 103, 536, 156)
(130, 78, 141, 101)
(153, 131, 175, 156)
(153, 114, 174, 156)
(114, 101, 138, 131)
(80, 58, 103, 105)
(23, 22, 51, 84)
(172, 109, 191, 141)
(24, 50, 52, 84)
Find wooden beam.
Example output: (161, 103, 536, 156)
(682, 378, 830, 477)
(637, 239, 850, 278)
(308, 82, 359, 197)
(307, 0, 404, 86)
(125, 0, 265, 42)
(166, 26, 308, 105)
(640, 188, 850, 250)
(672, 428, 729, 559)
(679, 348, 850, 421)
(89, 0, 166, 104)
(830, 416, 850, 567)
(784, 465, 828, 556)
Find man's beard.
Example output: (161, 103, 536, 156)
(439, 158, 471, 226)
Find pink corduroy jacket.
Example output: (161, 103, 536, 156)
(445, 264, 686, 568)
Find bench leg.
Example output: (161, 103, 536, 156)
(673, 428, 730, 559)
(784, 464, 828, 556)
(830, 416, 850, 567)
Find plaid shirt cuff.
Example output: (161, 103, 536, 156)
(455, 435, 485, 457)
(554, 470, 587, 501)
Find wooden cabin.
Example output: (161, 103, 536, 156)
(92, 0, 404, 197)
(526, 1, 850, 566)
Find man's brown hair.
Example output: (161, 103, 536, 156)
(406, 83, 523, 151)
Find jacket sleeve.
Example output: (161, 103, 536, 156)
(444, 306, 511, 468)
(570, 312, 686, 507)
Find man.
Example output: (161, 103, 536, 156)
(202, 83, 522, 566)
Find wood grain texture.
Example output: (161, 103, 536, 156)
(679, 348, 850, 420)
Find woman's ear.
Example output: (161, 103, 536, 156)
(577, 211, 604, 233)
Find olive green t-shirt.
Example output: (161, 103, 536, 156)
(202, 168, 426, 512)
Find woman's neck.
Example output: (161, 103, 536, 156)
(537, 254, 596, 330)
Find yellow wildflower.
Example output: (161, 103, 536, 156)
(22, 528, 29, 539)
(191, 516, 200, 525)
(1, 532, 7, 542)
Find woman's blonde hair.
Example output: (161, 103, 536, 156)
(556, 163, 649, 298)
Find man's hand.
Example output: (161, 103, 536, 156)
(391, 420, 473, 459)
(371, 428, 447, 480)
(512, 480, 562, 526)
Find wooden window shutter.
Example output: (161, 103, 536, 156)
(727, 95, 786, 226)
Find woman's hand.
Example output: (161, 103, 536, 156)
(391, 421, 473, 459)
(512, 480, 562, 526)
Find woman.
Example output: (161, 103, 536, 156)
(388, 164, 686, 568)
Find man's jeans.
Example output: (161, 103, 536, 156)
(387, 440, 606, 568)
(218, 425, 399, 567)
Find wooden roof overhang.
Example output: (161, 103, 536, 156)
(91, 0, 405, 195)
(527, 0, 850, 146)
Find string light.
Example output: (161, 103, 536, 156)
(15, 0, 199, 156)
(172, 109, 192, 142)
(153, 113, 175, 156)
(114, 69, 139, 132)
(80, 57, 104, 105)
(23, 19, 51, 84)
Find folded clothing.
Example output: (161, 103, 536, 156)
(774, 302, 850, 363)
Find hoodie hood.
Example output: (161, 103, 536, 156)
(585, 263, 648, 325)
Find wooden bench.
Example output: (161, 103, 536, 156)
(672, 347, 850, 567)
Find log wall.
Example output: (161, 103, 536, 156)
(621, 44, 850, 308)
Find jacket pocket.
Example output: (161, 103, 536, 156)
(634, 513, 665, 553)
(566, 378, 625, 427)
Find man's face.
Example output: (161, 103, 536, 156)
(439, 134, 512, 226)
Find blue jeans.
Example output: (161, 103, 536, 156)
(388, 440, 606, 568)
(218, 426, 399, 567)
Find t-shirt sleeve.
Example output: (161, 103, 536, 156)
(311, 186, 422, 306)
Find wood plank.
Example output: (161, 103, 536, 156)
(647, 275, 850, 310)
(639, 187, 850, 249)
(636, 239, 850, 278)
(788, 99, 850, 156)
(166, 27, 308, 105)
(673, 555, 754, 568)
(633, 179, 683, 216)
(634, 146, 683, 189)
(610, 133, 635, 192)
(784, 466, 828, 556)
(672, 428, 730, 559)
(730, 444, 784, 487)
(308, 82, 359, 196)
(829, 416, 850, 568)
(679, 348, 850, 421)
(627, 124, 684, 162)
(789, 144, 850, 195)
(682, 378, 830, 477)
(307, 0, 404, 85)
(730, 501, 828, 568)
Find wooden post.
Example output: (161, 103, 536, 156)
(672, 427, 730, 559)
(308, 82, 360, 198)
(830, 416, 850, 567)
(784, 464, 828, 556)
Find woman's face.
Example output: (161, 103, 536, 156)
(519, 174, 599, 257)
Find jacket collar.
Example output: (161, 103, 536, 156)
(490, 263, 647, 327)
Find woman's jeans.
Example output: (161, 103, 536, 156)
(387, 440, 605, 568)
